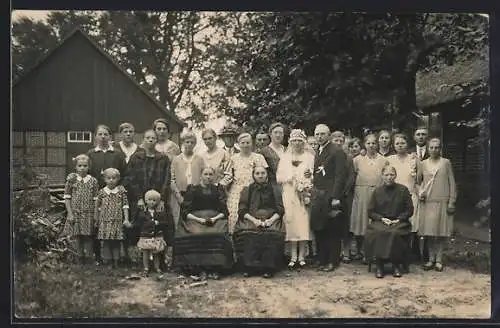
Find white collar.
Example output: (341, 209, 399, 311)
(319, 141, 330, 150)
(103, 186, 120, 194)
(119, 141, 137, 150)
(95, 145, 114, 153)
(76, 175, 92, 183)
(148, 209, 155, 215)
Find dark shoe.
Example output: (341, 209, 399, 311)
(322, 263, 336, 272)
(317, 265, 325, 271)
(243, 272, 250, 278)
(263, 272, 272, 278)
(435, 262, 444, 272)
(375, 268, 384, 278)
(352, 253, 364, 261)
(288, 261, 296, 270)
(211, 272, 221, 280)
(298, 260, 307, 268)
(393, 267, 402, 278)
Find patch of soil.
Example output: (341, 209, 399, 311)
(106, 263, 490, 318)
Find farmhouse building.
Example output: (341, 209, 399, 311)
(12, 28, 185, 188)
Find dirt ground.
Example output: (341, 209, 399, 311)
(106, 235, 490, 319)
(107, 263, 490, 319)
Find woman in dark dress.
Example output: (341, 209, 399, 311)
(364, 165, 414, 278)
(173, 167, 233, 280)
(233, 165, 286, 278)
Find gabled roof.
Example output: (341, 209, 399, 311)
(415, 50, 490, 110)
(13, 27, 186, 127)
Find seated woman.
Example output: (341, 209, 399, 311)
(233, 165, 285, 278)
(173, 167, 233, 280)
(364, 165, 414, 278)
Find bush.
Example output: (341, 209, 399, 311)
(13, 189, 72, 262)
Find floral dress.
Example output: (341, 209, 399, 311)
(62, 175, 99, 237)
(96, 185, 129, 240)
(226, 152, 268, 233)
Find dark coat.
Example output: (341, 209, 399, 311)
(124, 149, 171, 204)
(135, 209, 175, 245)
(310, 142, 347, 231)
(409, 145, 430, 161)
(86, 147, 127, 188)
(257, 146, 282, 183)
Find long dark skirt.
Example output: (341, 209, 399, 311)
(363, 220, 411, 263)
(173, 210, 233, 270)
(232, 217, 285, 272)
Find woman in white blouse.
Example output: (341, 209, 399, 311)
(170, 131, 206, 228)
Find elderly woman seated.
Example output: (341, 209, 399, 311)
(364, 165, 414, 278)
(173, 167, 233, 280)
(233, 165, 286, 278)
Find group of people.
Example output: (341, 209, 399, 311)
(62, 118, 457, 280)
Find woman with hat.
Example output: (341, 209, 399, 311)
(276, 129, 314, 269)
(226, 133, 268, 233)
(219, 123, 240, 157)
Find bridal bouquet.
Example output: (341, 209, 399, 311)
(295, 172, 313, 206)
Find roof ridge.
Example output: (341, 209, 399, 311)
(12, 26, 186, 127)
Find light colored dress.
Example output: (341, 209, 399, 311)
(276, 151, 314, 241)
(155, 140, 181, 230)
(200, 147, 233, 188)
(387, 154, 421, 233)
(350, 153, 388, 236)
(417, 157, 457, 237)
(155, 140, 181, 162)
(170, 153, 206, 227)
(226, 152, 268, 233)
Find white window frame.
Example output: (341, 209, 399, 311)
(67, 131, 93, 143)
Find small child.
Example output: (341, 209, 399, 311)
(136, 189, 174, 275)
(94, 168, 130, 269)
(63, 154, 99, 264)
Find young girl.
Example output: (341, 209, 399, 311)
(136, 189, 174, 275)
(378, 130, 396, 157)
(95, 168, 130, 269)
(63, 154, 99, 264)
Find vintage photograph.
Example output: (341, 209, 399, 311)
(11, 10, 490, 319)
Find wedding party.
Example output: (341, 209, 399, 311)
(12, 10, 490, 319)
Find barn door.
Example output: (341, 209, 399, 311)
(66, 131, 93, 177)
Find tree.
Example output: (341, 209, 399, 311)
(228, 13, 489, 135)
(12, 10, 246, 123)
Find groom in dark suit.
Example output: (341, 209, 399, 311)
(309, 124, 347, 272)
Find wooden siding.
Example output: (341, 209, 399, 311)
(12, 31, 182, 143)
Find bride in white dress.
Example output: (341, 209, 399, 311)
(276, 129, 315, 268)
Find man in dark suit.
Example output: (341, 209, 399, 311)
(409, 126, 430, 267)
(410, 126, 430, 161)
(309, 124, 347, 272)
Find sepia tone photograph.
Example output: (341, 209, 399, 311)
(11, 10, 490, 319)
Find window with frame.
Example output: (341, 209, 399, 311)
(67, 131, 92, 143)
